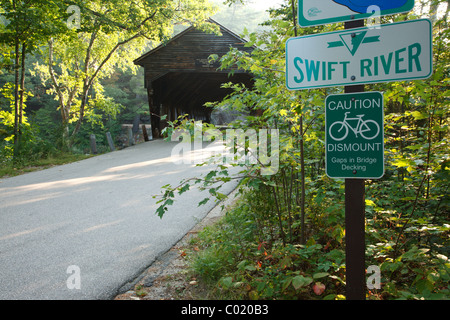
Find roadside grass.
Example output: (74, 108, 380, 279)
(183, 186, 349, 300)
(185, 187, 450, 300)
(0, 152, 93, 178)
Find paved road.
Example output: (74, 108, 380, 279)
(0, 140, 239, 300)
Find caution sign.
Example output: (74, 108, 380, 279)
(326, 92, 384, 179)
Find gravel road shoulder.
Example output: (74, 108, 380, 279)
(114, 188, 241, 300)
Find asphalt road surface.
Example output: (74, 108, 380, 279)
(0, 140, 239, 300)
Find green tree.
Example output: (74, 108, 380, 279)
(33, 0, 217, 147)
(0, 0, 68, 158)
(154, 0, 449, 300)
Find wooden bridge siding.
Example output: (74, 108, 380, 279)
(135, 22, 254, 137)
(141, 27, 250, 83)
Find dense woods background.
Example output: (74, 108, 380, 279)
(155, 0, 449, 300)
(0, 0, 249, 163)
(1, 0, 448, 300)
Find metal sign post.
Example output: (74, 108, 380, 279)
(344, 19, 366, 301)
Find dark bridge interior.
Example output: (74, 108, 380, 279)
(151, 71, 253, 123)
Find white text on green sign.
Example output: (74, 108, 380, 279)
(286, 19, 432, 90)
(325, 92, 384, 179)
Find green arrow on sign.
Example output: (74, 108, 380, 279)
(327, 31, 380, 56)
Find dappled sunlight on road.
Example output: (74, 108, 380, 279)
(0, 142, 223, 210)
(0, 226, 46, 241)
(0, 175, 118, 198)
(0, 221, 70, 243)
(0, 140, 229, 243)
(0, 191, 64, 209)
(80, 219, 125, 233)
(101, 155, 175, 174)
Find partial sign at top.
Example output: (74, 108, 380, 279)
(298, 0, 415, 27)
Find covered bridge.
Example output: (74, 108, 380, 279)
(133, 19, 254, 138)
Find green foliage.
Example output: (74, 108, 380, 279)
(156, 0, 449, 300)
(1, 0, 218, 163)
(0, 0, 70, 159)
(31, 0, 217, 145)
(190, 193, 347, 300)
(0, 151, 91, 178)
(160, 114, 218, 141)
(0, 0, 447, 301)
(0, 81, 54, 164)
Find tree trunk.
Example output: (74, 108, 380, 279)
(71, 86, 89, 138)
(70, 31, 141, 138)
(48, 38, 70, 148)
(18, 43, 26, 145)
(70, 29, 98, 138)
(13, 38, 20, 158)
(290, 0, 306, 244)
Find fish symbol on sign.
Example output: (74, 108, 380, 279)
(308, 7, 322, 17)
(332, 0, 408, 13)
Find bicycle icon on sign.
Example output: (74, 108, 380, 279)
(329, 112, 380, 141)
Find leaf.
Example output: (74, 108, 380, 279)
(178, 183, 190, 195)
(282, 278, 292, 292)
(237, 260, 249, 270)
(279, 256, 292, 269)
(216, 192, 227, 201)
(291, 275, 313, 290)
(220, 276, 233, 289)
(205, 170, 217, 180)
(198, 197, 210, 207)
(410, 111, 428, 120)
(392, 159, 411, 168)
(313, 282, 326, 295)
(155, 205, 166, 219)
(313, 272, 329, 280)
(245, 265, 257, 271)
(415, 279, 434, 293)
(279, 109, 288, 117)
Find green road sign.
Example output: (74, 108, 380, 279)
(286, 19, 432, 90)
(326, 91, 384, 179)
(298, 0, 415, 27)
